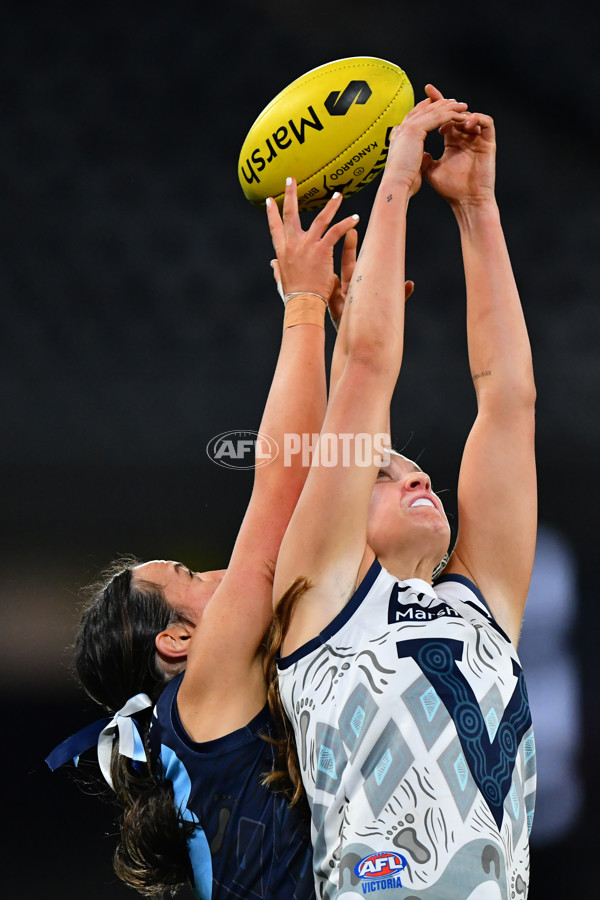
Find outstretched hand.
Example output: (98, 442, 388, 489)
(385, 93, 469, 198)
(266, 178, 359, 302)
(421, 84, 497, 207)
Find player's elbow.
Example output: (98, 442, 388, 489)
(340, 352, 397, 398)
(346, 329, 400, 376)
(506, 368, 537, 411)
(516, 366, 537, 412)
(477, 361, 536, 414)
(478, 384, 537, 433)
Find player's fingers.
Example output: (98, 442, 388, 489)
(265, 196, 284, 252)
(464, 112, 494, 137)
(341, 228, 358, 289)
(323, 214, 360, 247)
(424, 83, 444, 101)
(409, 94, 435, 115)
(463, 111, 492, 128)
(429, 100, 469, 127)
(404, 100, 468, 137)
(282, 176, 300, 230)
(440, 114, 478, 136)
(406, 95, 466, 121)
(309, 190, 344, 237)
(441, 112, 492, 139)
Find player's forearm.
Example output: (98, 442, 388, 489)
(454, 199, 535, 410)
(328, 334, 345, 408)
(340, 176, 411, 375)
(257, 316, 327, 488)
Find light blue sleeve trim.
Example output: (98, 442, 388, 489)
(160, 745, 212, 900)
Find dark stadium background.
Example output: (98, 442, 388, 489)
(3, 1, 598, 896)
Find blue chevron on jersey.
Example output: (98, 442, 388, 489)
(395, 637, 532, 828)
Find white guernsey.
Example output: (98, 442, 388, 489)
(278, 560, 536, 899)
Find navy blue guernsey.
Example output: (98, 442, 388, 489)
(150, 674, 315, 900)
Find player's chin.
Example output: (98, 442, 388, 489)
(409, 505, 447, 523)
(413, 510, 450, 539)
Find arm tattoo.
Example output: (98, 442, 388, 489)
(472, 370, 492, 381)
(387, 194, 393, 202)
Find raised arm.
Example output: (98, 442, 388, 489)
(424, 86, 537, 644)
(327, 231, 415, 431)
(273, 96, 470, 652)
(179, 185, 358, 715)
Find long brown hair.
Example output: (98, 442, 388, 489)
(262, 575, 312, 807)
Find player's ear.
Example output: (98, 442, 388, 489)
(155, 623, 193, 661)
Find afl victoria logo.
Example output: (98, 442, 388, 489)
(355, 851, 407, 879)
(206, 430, 278, 470)
(325, 80, 372, 116)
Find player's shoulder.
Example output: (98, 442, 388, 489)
(434, 571, 488, 608)
(435, 572, 511, 642)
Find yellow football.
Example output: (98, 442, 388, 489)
(238, 57, 414, 211)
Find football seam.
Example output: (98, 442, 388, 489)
(248, 61, 405, 131)
(272, 74, 411, 205)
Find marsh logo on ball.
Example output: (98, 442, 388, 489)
(324, 80, 372, 116)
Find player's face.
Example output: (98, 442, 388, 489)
(132, 560, 226, 623)
(367, 453, 450, 564)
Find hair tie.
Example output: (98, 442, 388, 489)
(45, 692, 153, 790)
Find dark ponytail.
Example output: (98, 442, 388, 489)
(110, 733, 194, 897)
(74, 558, 193, 896)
